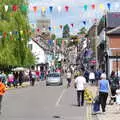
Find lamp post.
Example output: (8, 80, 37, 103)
(105, 51, 108, 78)
(116, 52, 118, 78)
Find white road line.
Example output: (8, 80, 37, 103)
(55, 89, 66, 107)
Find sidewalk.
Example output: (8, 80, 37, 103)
(6, 82, 30, 90)
(87, 85, 120, 120)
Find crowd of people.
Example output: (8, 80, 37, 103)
(0, 65, 120, 115)
(65, 66, 120, 115)
(0, 70, 50, 88)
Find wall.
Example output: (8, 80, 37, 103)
(108, 35, 120, 74)
(28, 40, 47, 64)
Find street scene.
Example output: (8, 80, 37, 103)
(0, 0, 120, 120)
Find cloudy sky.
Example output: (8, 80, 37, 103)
(28, 0, 120, 37)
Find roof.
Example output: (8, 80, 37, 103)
(107, 26, 120, 35)
(106, 12, 120, 29)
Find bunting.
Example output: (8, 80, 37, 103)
(0, 3, 118, 13)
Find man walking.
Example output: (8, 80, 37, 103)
(74, 72, 86, 106)
(66, 70, 72, 88)
(0, 78, 6, 113)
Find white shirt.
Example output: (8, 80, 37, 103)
(89, 72, 95, 79)
(75, 76, 86, 90)
(67, 72, 71, 78)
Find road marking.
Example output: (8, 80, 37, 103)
(56, 89, 66, 107)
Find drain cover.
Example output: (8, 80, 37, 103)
(53, 115, 61, 118)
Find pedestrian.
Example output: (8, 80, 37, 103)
(66, 70, 72, 88)
(13, 72, 18, 87)
(109, 71, 118, 103)
(7, 72, 14, 87)
(84, 70, 89, 83)
(74, 72, 86, 106)
(19, 71, 23, 86)
(98, 73, 111, 113)
(89, 71, 95, 85)
(31, 71, 36, 86)
(0, 78, 6, 113)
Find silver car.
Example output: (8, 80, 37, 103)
(46, 72, 62, 86)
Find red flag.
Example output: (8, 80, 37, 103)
(91, 4, 95, 9)
(12, 5, 19, 11)
(71, 23, 74, 27)
(65, 6, 69, 12)
(3, 32, 7, 38)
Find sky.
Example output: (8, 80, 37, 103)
(28, 0, 120, 37)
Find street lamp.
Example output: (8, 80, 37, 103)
(104, 51, 108, 78)
(116, 52, 119, 78)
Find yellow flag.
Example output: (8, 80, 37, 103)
(100, 4, 105, 10)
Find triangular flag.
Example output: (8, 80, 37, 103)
(71, 23, 74, 27)
(21, 5, 28, 12)
(57, 6, 62, 12)
(12, 5, 18, 11)
(33, 6, 37, 12)
(83, 21, 86, 25)
(9, 32, 12, 36)
(65, 6, 69, 12)
(41, 7, 46, 13)
(91, 4, 95, 9)
(3, 32, 7, 38)
(100, 4, 104, 10)
(107, 3, 111, 10)
(84, 4, 88, 11)
(48, 27, 52, 31)
(4, 5, 9, 12)
(49, 6, 53, 13)
(20, 30, 23, 35)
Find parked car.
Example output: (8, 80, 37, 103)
(46, 72, 62, 86)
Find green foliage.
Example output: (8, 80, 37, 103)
(56, 38, 62, 47)
(51, 34, 56, 40)
(67, 40, 78, 47)
(0, 0, 35, 69)
(62, 24, 70, 38)
(78, 27, 87, 35)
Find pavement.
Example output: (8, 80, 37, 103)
(6, 81, 30, 90)
(87, 85, 120, 120)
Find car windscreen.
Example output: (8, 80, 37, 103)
(47, 73, 60, 77)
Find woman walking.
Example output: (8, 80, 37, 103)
(98, 73, 111, 113)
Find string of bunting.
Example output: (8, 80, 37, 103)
(31, 18, 99, 32)
(29, 2, 113, 13)
(0, 2, 115, 13)
(0, 30, 31, 40)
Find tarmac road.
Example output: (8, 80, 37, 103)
(0, 80, 86, 120)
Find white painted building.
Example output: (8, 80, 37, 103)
(28, 39, 47, 65)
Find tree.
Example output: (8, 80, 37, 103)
(0, 0, 35, 70)
(56, 38, 63, 47)
(50, 33, 56, 40)
(62, 24, 70, 38)
(78, 27, 87, 35)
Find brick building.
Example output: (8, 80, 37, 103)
(97, 12, 120, 76)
